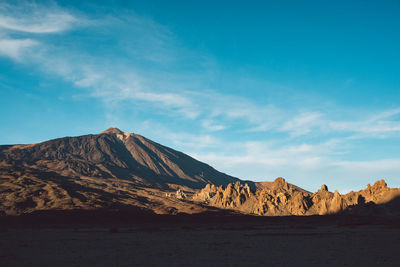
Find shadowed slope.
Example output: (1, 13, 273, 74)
(0, 128, 238, 189)
(1, 128, 398, 217)
(0, 128, 239, 215)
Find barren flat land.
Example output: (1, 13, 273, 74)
(1, 215, 399, 266)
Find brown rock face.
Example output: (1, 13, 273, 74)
(0, 128, 399, 217)
(0, 128, 239, 215)
(321, 184, 328, 191)
(193, 178, 312, 215)
(0, 128, 238, 190)
(193, 177, 400, 216)
(175, 189, 186, 200)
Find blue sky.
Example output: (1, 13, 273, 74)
(0, 0, 399, 192)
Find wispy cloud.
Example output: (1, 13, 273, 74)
(191, 138, 340, 170)
(0, 1, 399, 192)
(328, 108, 400, 138)
(189, 138, 400, 192)
(0, 1, 79, 60)
(2, 2, 398, 139)
(0, 2, 204, 119)
(201, 119, 226, 131)
(137, 121, 219, 150)
(280, 112, 323, 137)
(0, 38, 38, 60)
(0, 11, 77, 33)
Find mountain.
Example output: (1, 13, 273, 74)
(0, 128, 398, 217)
(0, 127, 238, 188)
(0, 128, 238, 215)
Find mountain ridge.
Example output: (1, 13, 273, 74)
(0, 128, 398, 217)
(0, 128, 239, 189)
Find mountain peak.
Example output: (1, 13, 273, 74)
(101, 127, 125, 135)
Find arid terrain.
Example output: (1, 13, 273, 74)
(2, 0, 400, 265)
(1, 128, 399, 217)
(0, 128, 399, 266)
(1, 214, 399, 266)
(0, 128, 238, 216)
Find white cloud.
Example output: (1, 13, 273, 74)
(370, 107, 400, 121)
(132, 91, 198, 118)
(136, 121, 219, 150)
(329, 108, 400, 137)
(190, 139, 338, 172)
(201, 120, 226, 131)
(0, 1, 399, 193)
(0, 1, 79, 61)
(190, 139, 400, 192)
(332, 159, 400, 173)
(4, 1, 398, 141)
(0, 38, 38, 60)
(280, 112, 323, 137)
(74, 72, 102, 88)
(0, 2, 202, 119)
(0, 12, 77, 33)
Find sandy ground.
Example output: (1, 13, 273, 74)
(0, 217, 399, 267)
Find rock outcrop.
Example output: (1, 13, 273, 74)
(176, 189, 186, 200)
(1, 128, 399, 217)
(193, 178, 400, 216)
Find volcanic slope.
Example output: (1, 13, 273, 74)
(0, 128, 239, 215)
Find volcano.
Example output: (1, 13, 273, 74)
(0, 128, 398, 217)
(0, 128, 239, 215)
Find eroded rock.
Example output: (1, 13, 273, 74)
(193, 178, 400, 216)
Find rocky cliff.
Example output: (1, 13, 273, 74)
(1, 128, 399, 217)
(193, 178, 400, 216)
